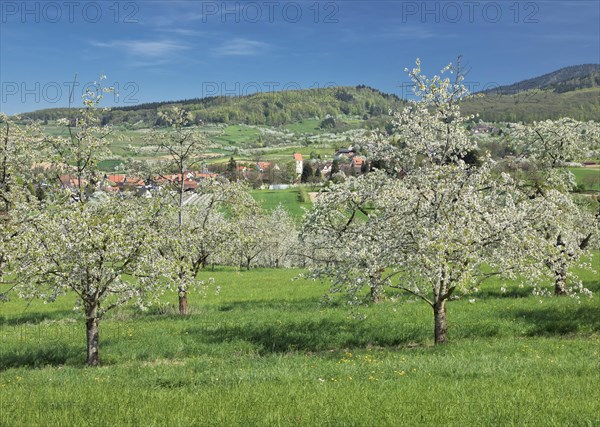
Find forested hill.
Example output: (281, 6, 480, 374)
(460, 64, 600, 122)
(22, 86, 405, 127)
(480, 64, 600, 94)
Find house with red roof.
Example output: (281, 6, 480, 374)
(256, 162, 272, 173)
(58, 174, 87, 189)
(294, 153, 303, 176)
(351, 156, 367, 170)
(105, 174, 145, 190)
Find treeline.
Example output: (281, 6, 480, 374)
(22, 86, 406, 128)
(461, 88, 600, 122)
(480, 64, 600, 95)
(18, 79, 600, 127)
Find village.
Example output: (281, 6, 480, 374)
(55, 148, 370, 197)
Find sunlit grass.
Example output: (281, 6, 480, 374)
(1, 255, 598, 426)
(250, 188, 312, 218)
(569, 167, 600, 191)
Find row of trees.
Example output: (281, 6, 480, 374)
(0, 83, 301, 366)
(302, 59, 600, 344)
(1, 64, 598, 364)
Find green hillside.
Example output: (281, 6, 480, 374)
(462, 87, 600, 122)
(460, 64, 600, 122)
(22, 86, 405, 128)
(482, 64, 600, 95)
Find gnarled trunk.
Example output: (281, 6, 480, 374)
(370, 285, 383, 303)
(85, 306, 100, 366)
(433, 301, 448, 345)
(554, 264, 568, 296)
(369, 269, 385, 303)
(178, 287, 189, 315)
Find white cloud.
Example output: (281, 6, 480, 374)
(213, 38, 270, 56)
(381, 27, 439, 40)
(340, 26, 448, 43)
(161, 28, 207, 37)
(91, 39, 189, 57)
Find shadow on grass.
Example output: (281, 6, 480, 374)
(214, 298, 341, 313)
(0, 310, 76, 326)
(476, 287, 533, 299)
(581, 279, 600, 293)
(0, 344, 83, 370)
(510, 304, 600, 336)
(186, 318, 432, 353)
(132, 298, 326, 321)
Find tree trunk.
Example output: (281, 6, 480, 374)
(433, 301, 448, 345)
(554, 264, 568, 296)
(246, 258, 251, 271)
(178, 168, 185, 228)
(369, 270, 384, 303)
(85, 307, 100, 366)
(370, 285, 383, 303)
(178, 287, 189, 315)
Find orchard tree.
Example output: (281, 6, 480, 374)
(0, 114, 43, 291)
(303, 59, 560, 345)
(301, 173, 390, 303)
(304, 163, 550, 344)
(156, 179, 254, 314)
(508, 118, 600, 296)
(539, 195, 599, 297)
(12, 78, 166, 366)
(44, 77, 114, 201)
(16, 196, 163, 366)
(231, 201, 269, 270)
(260, 205, 299, 268)
(144, 106, 209, 313)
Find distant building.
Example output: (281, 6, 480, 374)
(471, 124, 500, 135)
(335, 147, 357, 159)
(269, 184, 291, 190)
(58, 174, 87, 189)
(105, 174, 144, 189)
(351, 156, 366, 170)
(256, 162, 271, 173)
(294, 153, 303, 176)
(157, 173, 199, 191)
(321, 162, 332, 177)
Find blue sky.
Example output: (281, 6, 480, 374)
(1, 0, 598, 114)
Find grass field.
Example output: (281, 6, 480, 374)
(1, 252, 599, 426)
(283, 119, 323, 134)
(569, 167, 600, 191)
(251, 188, 313, 218)
(97, 159, 125, 171)
(211, 125, 263, 146)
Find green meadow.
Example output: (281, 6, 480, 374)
(251, 188, 313, 218)
(570, 167, 600, 191)
(1, 253, 599, 426)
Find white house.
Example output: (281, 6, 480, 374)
(294, 153, 303, 176)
